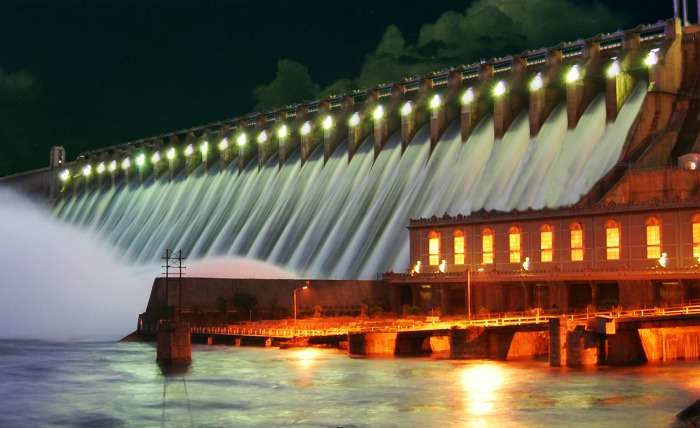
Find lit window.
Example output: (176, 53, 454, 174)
(646, 217, 661, 259)
(570, 222, 584, 262)
(428, 231, 440, 266)
(693, 215, 700, 260)
(605, 220, 621, 260)
(508, 227, 521, 263)
(454, 230, 465, 265)
(540, 225, 553, 262)
(482, 228, 494, 265)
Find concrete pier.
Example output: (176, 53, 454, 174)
(156, 320, 192, 365)
(451, 326, 548, 360)
(348, 332, 397, 356)
(549, 317, 601, 367)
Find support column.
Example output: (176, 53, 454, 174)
(440, 285, 449, 315)
(590, 282, 598, 311)
(373, 113, 389, 159)
(401, 106, 416, 152)
(566, 41, 602, 130)
(493, 58, 527, 140)
(528, 51, 562, 137)
(429, 104, 446, 152)
(605, 34, 640, 122)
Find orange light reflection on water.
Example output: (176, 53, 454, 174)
(460, 363, 507, 426)
(296, 348, 319, 369)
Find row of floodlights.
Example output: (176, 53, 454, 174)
(58, 51, 659, 183)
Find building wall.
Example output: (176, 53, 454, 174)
(409, 206, 700, 274)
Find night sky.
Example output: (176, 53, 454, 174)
(0, 0, 680, 176)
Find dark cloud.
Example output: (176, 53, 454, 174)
(254, 0, 630, 108)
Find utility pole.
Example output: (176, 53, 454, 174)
(162, 248, 186, 320)
(162, 249, 171, 315)
(177, 249, 185, 320)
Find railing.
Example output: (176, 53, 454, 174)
(184, 303, 700, 338)
(190, 326, 348, 338)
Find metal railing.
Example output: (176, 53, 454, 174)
(186, 303, 700, 339)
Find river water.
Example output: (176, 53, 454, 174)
(0, 340, 698, 427)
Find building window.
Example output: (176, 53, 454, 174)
(645, 217, 661, 260)
(693, 214, 700, 260)
(570, 222, 584, 262)
(540, 224, 553, 262)
(482, 228, 494, 265)
(508, 226, 521, 263)
(453, 230, 465, 265)
(428, 231, 440, 266)
(605, 220, 621, 261)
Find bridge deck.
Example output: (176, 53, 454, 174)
(188, 304, 700, 339)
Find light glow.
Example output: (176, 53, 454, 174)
(236, 133, 247, 147)
(200, 141, 209, 155)
(644, 49, 659, 67)
(151, 152, 161, 164)
(184, 144, 194, 157)
(322, 115, 333, 130)
(218, 138, 229, 151)
(135, 153, 145, 167)
(461, 87, 475, 105)
(529, 73, 544, 92)
(166, 147, 176, 161)
(96, 162, 106, 174)
(348, 112, 360, 127)
(121, 157, 131, 170)
(257, 130, 268, 144)
(372, 105, 384, 121)
(277, 125, 288, 139)
(429, 94, 441, 110)
(108, 160, 117, 172)
(400, 101, 413, 116)
(59, 169, 70, 182)
(460, 364, 505, 416)
(566, 64, 581, 83)
(606, 59, 621, 78)
(82, 164, 92, 177)
(493, 81, 506, 97)
(300, 121, 311, 136)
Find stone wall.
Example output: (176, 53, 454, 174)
(145, 277, 389, 317)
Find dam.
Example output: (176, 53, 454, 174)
(2, 20, 682, 282)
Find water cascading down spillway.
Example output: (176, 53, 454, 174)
(54, 20, 678, 280)
(53, 83, 647, 279)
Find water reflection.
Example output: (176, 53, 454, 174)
(1, 342, 698, 427)
(460, 363, 505, 417)
(295, 348, 319, 369)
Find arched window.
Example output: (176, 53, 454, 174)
(508, 226, 522, 263)
(645, 217, 661, 259)
(693, 214, 700, 260)
(482, 228, 494, 265)
(453, 230, 465, 265)
(428, 231, 440, 266)
(570, 222, 584, 262)
(540, 224, 553, 262)
(605, 220, 621, 261)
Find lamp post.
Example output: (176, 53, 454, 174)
(466, 266, 485, 320)
(293, 281, 310, 333)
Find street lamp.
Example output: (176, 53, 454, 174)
(293, 281, 310, 330)
(466, 266, 485, 320)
